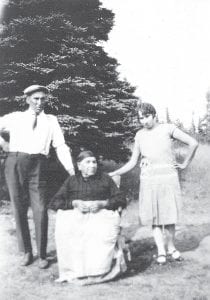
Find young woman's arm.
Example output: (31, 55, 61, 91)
(173, 128, 198, 169)
(109, 137, 141, 176)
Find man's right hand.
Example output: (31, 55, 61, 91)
(0, 136, 9, 152)
(67, 168, 75, 176)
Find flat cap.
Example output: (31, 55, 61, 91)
(23, 85, 49, 95)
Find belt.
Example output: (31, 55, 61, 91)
(8, 152, 46, 159)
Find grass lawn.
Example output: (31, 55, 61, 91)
(0, 145, 210, 300)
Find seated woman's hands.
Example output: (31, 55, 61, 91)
(72, 200, 90, 213)
(72, 200, 108, 214)
(173, 161, 188, 170)
(88, 200, 108, 213)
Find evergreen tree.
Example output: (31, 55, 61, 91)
(189, 113, 196, 135)
(174, 119, 184, 130)
(165, 107, 172, 123)
(0, 0, 137, 161)
(197, 116, 207, 143)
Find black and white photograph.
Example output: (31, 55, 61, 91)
(0, 0, 209, 299)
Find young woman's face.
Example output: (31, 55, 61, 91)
(77, 157, 98, 177)
(138, 111, 155, 129)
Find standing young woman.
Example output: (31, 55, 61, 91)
(109, 102, 198, 264)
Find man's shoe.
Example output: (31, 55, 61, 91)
(38, 258, 49, 269)
(20, 252, 33, 266)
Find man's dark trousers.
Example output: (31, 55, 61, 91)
(5, 152, 48, 258)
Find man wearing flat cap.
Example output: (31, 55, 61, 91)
(0, 85, 75, 269)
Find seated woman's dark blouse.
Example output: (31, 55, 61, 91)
(49, 172, 126, 211)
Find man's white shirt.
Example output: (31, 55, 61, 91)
(0, 109, 74, 172)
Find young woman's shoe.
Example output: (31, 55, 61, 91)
(167, 250, 183, 261)
(154, 254, 166, 265)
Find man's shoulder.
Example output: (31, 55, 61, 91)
(0, 111, 23, 120)
(45, 113, 56, 119)
(4, 111, 22, 116)
(135, 128, 145, 138)
(158, 123, 176, 134)
(44, 113, 58, 123)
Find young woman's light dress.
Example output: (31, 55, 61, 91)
(135, 123, 182, 225)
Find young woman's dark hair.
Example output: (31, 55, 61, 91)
(138, 102, 156, 117)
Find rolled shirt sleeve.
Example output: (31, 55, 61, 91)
(51, 116, 75, 174)
(51, 116, 66, 149)
(56, 144, 75, 174)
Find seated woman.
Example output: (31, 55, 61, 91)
(49, 150, 127, 285)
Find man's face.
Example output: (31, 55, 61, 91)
(26, 91, 47, 114)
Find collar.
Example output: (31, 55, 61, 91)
(26, 109, 45, 117)
(77, 171, 102, 181)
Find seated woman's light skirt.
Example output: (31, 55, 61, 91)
(55, 208, 127, 284)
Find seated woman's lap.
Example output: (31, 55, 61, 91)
(55, 209, 121, 277)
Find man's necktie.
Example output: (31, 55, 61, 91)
(32, 114, 38, 129)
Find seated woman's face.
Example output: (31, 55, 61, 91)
(77, 156, 98, 177)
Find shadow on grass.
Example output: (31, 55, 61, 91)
(125, 238, 155, 277)
(122, 223, 210, 278)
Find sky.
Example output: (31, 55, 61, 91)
(101, 0, 210, 127)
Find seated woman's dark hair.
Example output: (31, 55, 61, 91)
(138, 102, 156, 117)
(76, 150, 101, 176)
(76, 150, 95, 163)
